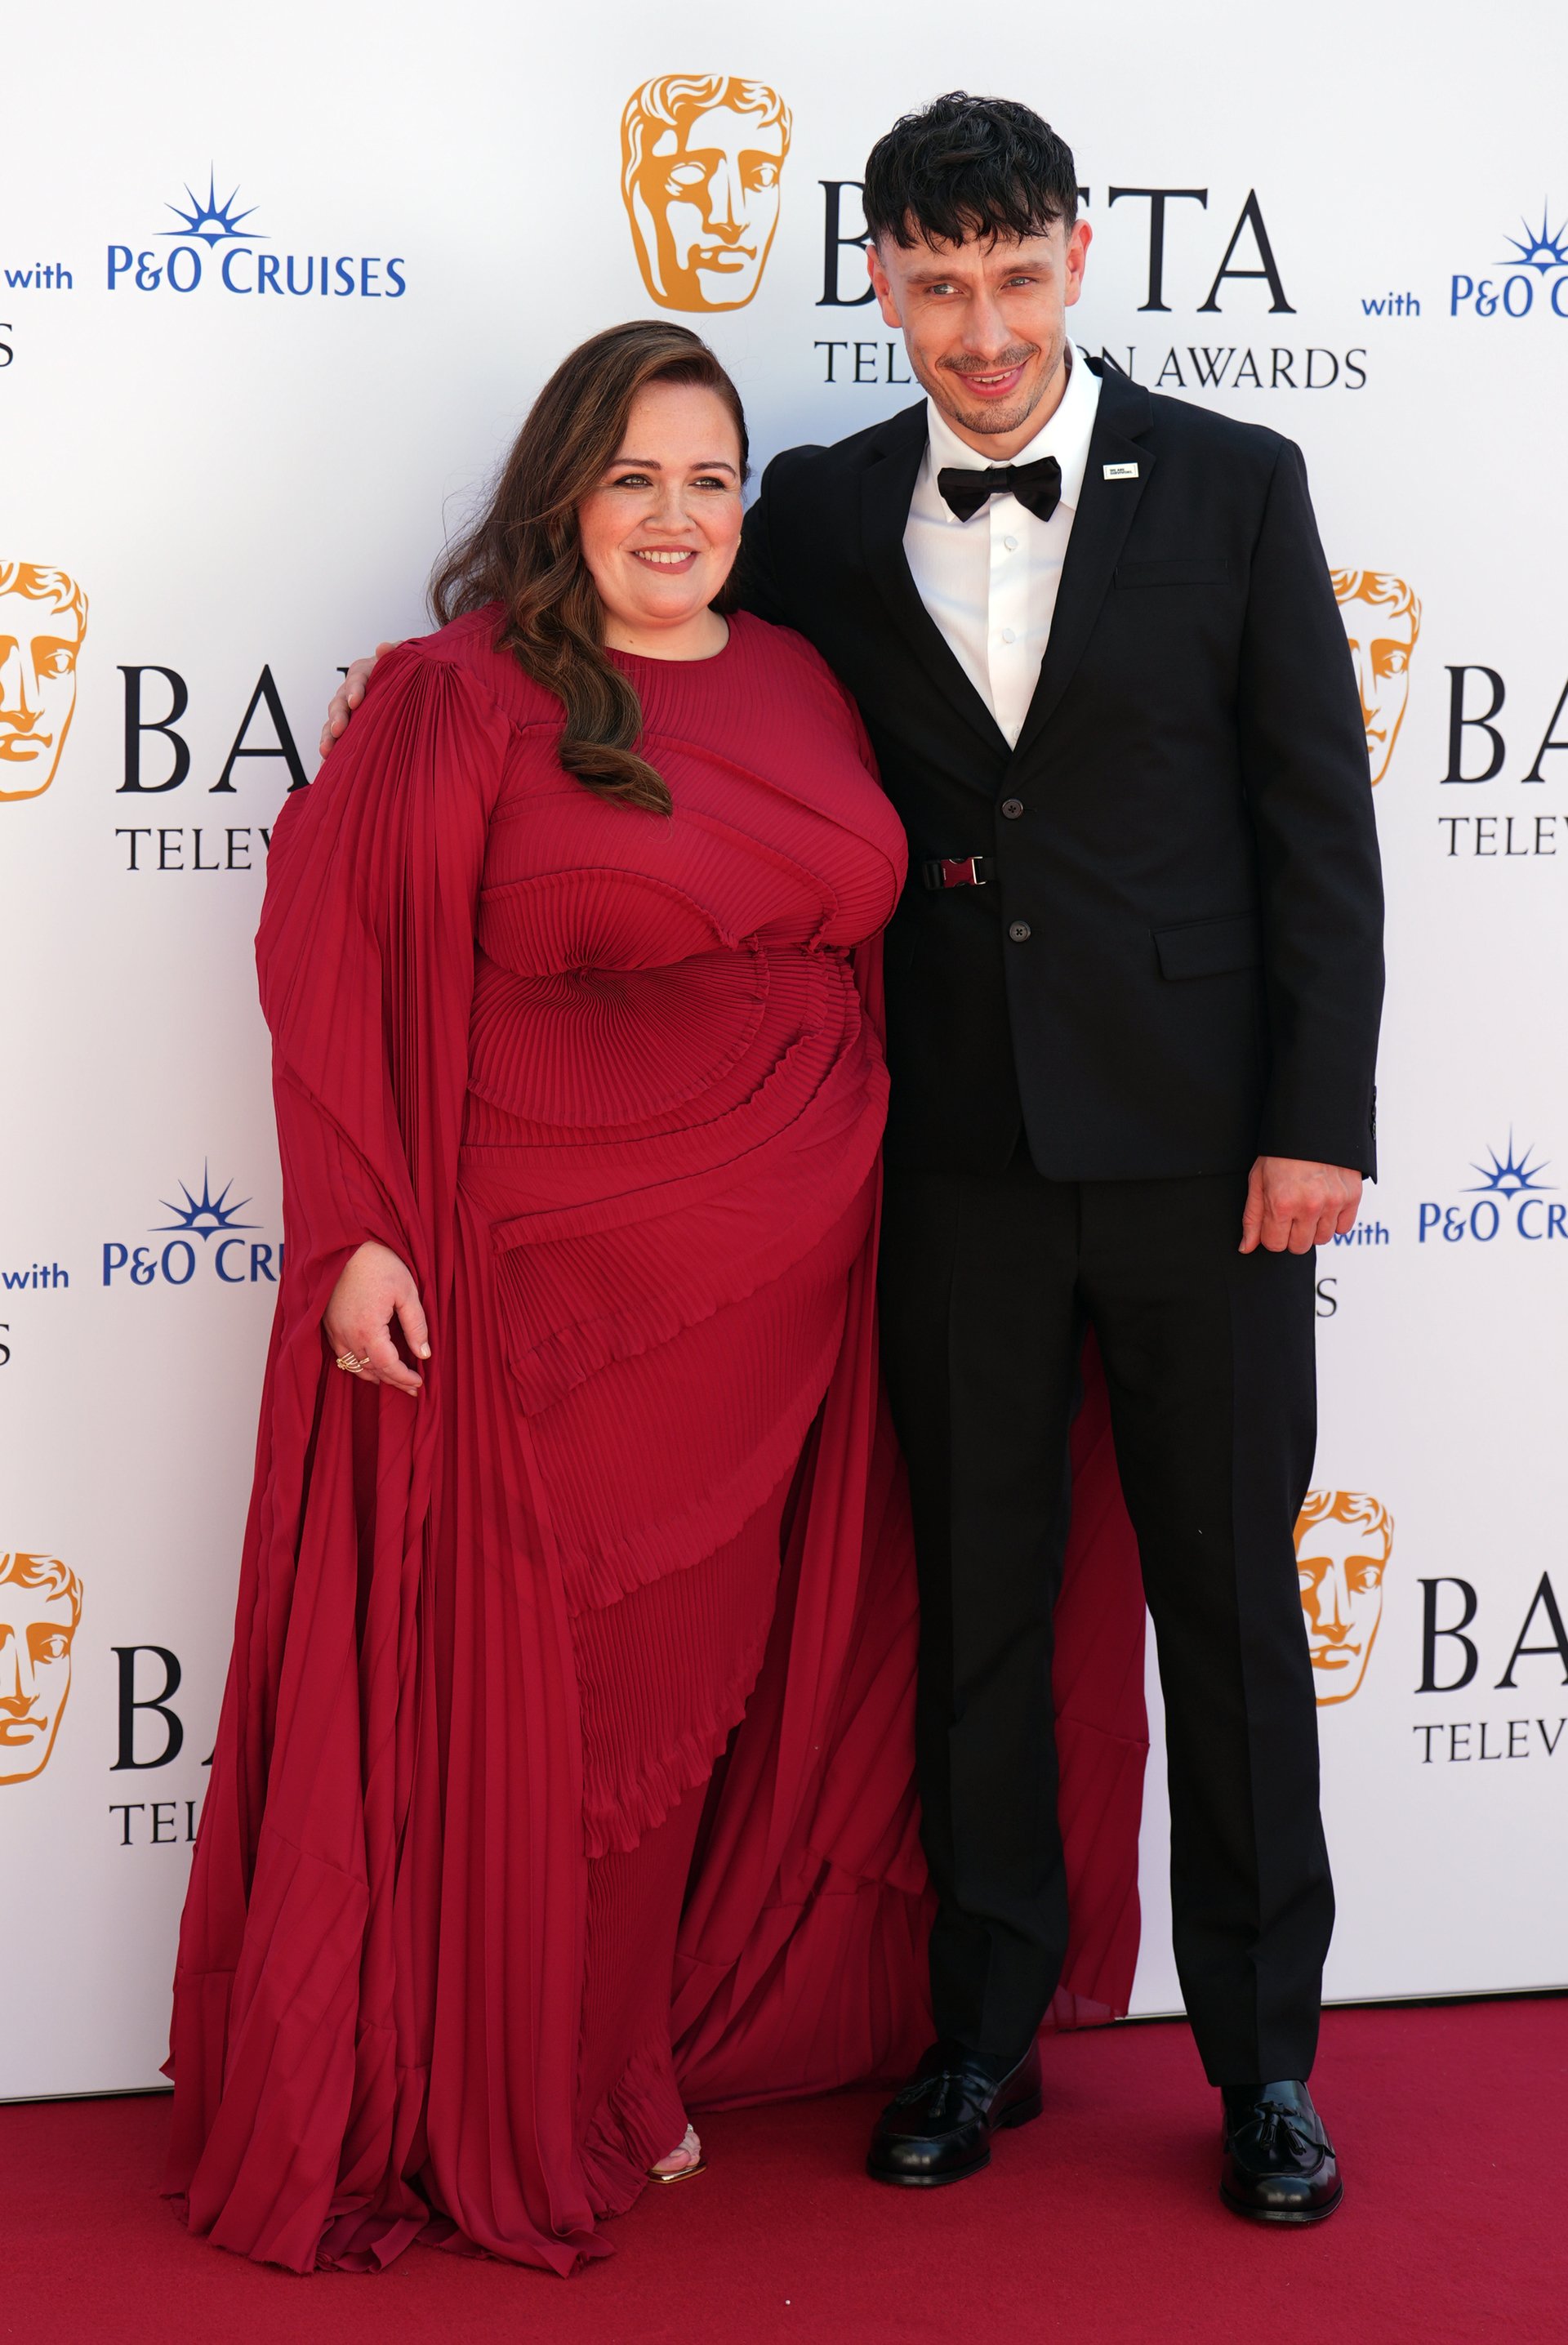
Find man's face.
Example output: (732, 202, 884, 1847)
(0, 588, 82, 801)
(0, 1580, 76, 1784)
(1295, 1513, 1390, 1703)
(629, 103, 786, 311)
(868, 219, 1092, 461)
(1339, 594, 1416, 783)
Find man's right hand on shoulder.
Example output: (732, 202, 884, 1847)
(319, 642, 398, 758)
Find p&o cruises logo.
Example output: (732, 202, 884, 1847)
(108, 168, 406, 300)
(103, 1166, 282, 1288)
(1450, 203, 1568, 321)
(1418, 1135, 1564, 1244)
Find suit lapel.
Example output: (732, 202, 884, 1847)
(1012, 366, 1156, 765)
(859, 402, 1011, 762)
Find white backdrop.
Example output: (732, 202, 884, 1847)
(3, 0, 1566, 2099)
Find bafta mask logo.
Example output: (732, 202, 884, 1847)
(0, 1551, 82, 1784)
(1294, 1491, 1392, 1705)
(0, 563, 89, 802)
(621, 74, 792, 313)
(1331, 570, 1421, 785)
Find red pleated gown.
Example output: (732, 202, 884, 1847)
(165, 608, 1149, 2275)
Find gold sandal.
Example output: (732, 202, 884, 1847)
(649, 2123, 706, 2183)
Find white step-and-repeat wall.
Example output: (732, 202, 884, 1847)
(4, 0, 1565, 2098)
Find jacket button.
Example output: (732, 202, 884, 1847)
(1008, 920, 1031, 943)
(1001, 797, 1024, 819)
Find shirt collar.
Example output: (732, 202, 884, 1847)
(922, 341, 1102, 523)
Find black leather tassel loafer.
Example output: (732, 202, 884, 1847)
(1220, 2078, 1343, 2223)
(867, 2040, 1043, 2187)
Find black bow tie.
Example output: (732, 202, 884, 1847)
(937, 453, 1062, 524)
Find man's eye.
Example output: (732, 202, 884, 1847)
(37, 1633, 70, 1661)
(39, 649, 76, 677)
(666, 165, 707, 191)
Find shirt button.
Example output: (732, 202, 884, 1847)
(1009, 920, 1031, 943)
(1001, 797, 1024, 820)
(1000, 626, 1016, 645)
(1004, 534, 1019, 552)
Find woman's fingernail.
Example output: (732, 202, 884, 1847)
(419, 1344, 431, 1359)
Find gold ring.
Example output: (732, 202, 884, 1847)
(336, 1352, 368, 1374)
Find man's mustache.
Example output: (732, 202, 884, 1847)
(940, 346, 1040, 378)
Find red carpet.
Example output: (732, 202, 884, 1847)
(4, 1999, 1563, 2345)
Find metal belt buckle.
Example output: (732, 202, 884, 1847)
(923, 854, 990, 891)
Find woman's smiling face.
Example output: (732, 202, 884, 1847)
(577, 380, 744, 647)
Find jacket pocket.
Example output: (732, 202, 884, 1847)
(1115, 559, 1231, 587)
(1153, 913, 1261, 980)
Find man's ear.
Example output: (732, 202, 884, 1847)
(1063, 216, 1093, 309)
(867, 240, 902, 330)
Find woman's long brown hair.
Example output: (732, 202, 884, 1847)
(430, 321, 749, 816)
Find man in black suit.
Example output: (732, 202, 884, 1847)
(737, 94, 1379, 2223)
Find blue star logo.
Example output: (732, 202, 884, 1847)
(1463, 1134, 1554, 1197)
(162, 170, 262, 247)
(1499, 204, 1568, 274)
(152, 1166, 259, 1242)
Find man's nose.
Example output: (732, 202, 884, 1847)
(960, 292, 1018, 360)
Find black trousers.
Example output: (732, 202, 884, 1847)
(878, 1152, 1333, 2086)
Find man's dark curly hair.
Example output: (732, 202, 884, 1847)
(862, 92, 1078, 250)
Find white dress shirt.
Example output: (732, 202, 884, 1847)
(902, 342, 1102, 748)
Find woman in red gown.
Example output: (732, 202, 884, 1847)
(166, 322, 1147, 2275)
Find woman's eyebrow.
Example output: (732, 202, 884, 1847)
(605, 457, 738, 475)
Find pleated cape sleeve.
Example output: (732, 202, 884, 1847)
(165, 641, 512, 2270)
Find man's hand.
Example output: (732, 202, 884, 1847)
(323, 1241, 430, 1396)
(319, 642, 397, 758)
(1240, 1157, 1362, 1255)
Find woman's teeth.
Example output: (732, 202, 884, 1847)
(635, 549, 694, 565)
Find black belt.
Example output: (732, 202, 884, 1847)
(922, 854, 990, 891)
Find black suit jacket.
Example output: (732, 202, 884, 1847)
(737, 359, 1383, 1182)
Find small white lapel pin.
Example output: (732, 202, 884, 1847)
(1103, 462, 1139, 480)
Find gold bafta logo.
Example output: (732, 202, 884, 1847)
(0, 563, 89, 801)
(1294, 1491, 1392, 1705)
(0, 1552, 82, 1784)
(1331, 570, 1420, 785)
(621, 75, 792, 313)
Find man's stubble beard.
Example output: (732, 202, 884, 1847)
(922, 327, 1068, 444)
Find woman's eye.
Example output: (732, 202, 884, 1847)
(609, 472, 653, 489)
(693, 475, 731, 491)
